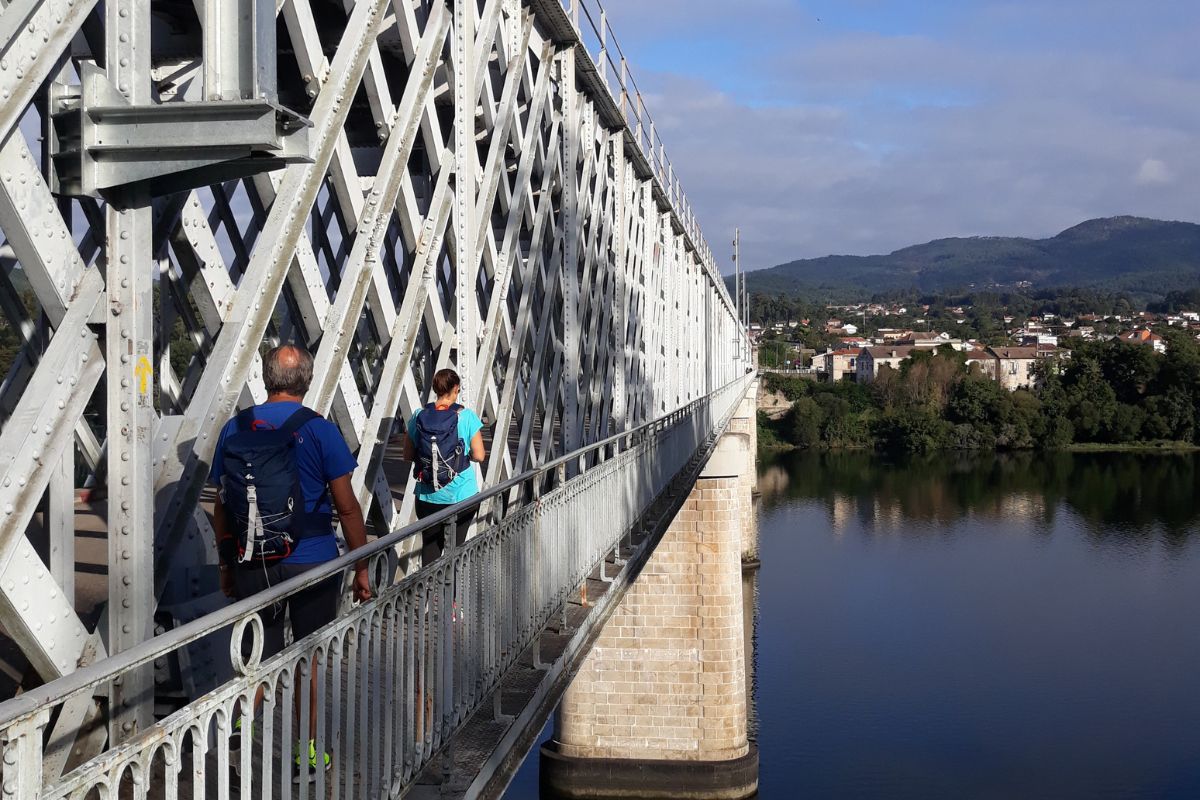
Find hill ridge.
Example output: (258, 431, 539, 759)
(743, 216, 1200, 301)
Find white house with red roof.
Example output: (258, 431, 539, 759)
(1117, 329, 1166, 353)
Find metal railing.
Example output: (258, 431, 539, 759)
(0, 376, 750, 799)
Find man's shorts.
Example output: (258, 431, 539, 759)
(233, 561, 340, 659)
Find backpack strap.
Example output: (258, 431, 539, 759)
(278, 407, 320, 437)
(235, 407, 258, 432)
(279, 407, 329, 539)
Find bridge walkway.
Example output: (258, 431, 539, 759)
(0, 380, 746, 800)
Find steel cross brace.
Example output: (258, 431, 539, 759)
(151, 0, 395, 592)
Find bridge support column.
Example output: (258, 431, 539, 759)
(737, 378, 759, 565)
(541, 426, 758, 800)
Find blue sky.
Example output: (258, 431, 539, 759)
(594, 0, 1200, 271)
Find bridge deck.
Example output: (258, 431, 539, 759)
(28, 471, 673, 800)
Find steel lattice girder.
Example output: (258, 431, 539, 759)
(0, 0, 748, 756)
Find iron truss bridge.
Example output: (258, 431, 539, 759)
(0, 0, 752, 795)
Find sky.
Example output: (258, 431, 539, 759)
(592, 0, 1200, 271)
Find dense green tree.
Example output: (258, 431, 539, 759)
(1070, 339, 1159, 404)
(1107, 403, 1146, 443)
(758, 340, 792, 369)
(875, 408, 952, 454)
(948, 374, 1007, 433)
(816, 394, 872, 447)
(788, 397, 824, 449)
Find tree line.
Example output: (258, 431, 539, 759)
(750, 286, 1141, 328)
(762, 331, 1200, 454)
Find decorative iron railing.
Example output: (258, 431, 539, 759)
(0, 376, 750, 799)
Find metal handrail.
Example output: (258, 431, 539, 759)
(0, 376, 751, 731)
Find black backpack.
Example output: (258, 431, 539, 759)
(411, 403, 471, 489)
(220, 407, 331, 562)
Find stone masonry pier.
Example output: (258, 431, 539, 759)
(540, 384, 758, 800)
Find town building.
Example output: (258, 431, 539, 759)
(985, 345, 1060, 391)
(1117, 328, 1166, 353)
(856, 345, 916, 383)
(965, 348, 997, 380)
(820, 349, 860, 382)
(1019, 331, 1059, 347)
(894, 331, 971, 351)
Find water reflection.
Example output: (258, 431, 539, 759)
(761, 449, 1200, 547)
(742, 565, 759, 749)
(754, 451, 1200, 798)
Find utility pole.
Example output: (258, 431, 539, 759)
(733, 228, 744, 364)
(732, 228, 740, 323)
(735, 228, 751, 364)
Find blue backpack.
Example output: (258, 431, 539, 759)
(412, 403, 471, 489)
(220, 407, 331, 562)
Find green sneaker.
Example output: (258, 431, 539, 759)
(230, 718, 253, 775)
(293, 739, 331, 781)
(230, 717, 253, 749)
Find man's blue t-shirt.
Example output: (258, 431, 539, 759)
(209, 401, 357, 563)
(406, 406, 483, 504)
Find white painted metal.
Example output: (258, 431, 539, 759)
(103, 0, 156, 743)
(0, 376, 750, 799)
(0, 0, 750, 776)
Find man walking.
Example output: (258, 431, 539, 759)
(209, 343, 371, 778)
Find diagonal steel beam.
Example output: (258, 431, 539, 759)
(152, 0, 396, 594)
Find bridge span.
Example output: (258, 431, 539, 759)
(0, 0, 755, 796)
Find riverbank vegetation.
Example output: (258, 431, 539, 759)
(762, 331, 1200, 454)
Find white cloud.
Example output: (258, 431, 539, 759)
(593, 1, 1200, 270)
(1135, 158, 1173, 187)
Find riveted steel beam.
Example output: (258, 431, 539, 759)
(0, 0, 753, 770)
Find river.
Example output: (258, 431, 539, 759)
(507, 450, 1200, 798)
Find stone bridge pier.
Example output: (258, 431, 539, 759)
(737, 377, 760, 565)
(540, 385, 759, 800)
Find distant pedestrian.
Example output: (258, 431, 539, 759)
(209, 343, 371, 779)
(403, 368, 486, 563)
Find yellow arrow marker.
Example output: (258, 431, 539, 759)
(135, 357, 153, 395)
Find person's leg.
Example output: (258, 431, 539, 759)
(230, 564, 287, 747)
(282, 563, 340, 742)
(415, 498, 447, 564)
(454, 504, 478, 549)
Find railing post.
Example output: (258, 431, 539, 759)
(441, 513, 458, 734)
(619, 57, 628, 120)
(1, 711, 50, 800)
(598, 9, 607, 86)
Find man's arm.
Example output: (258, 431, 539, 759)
(329, 474, 372, 601)
(212, 495, 238, 598)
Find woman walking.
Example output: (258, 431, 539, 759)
(403, 368, 486, 563)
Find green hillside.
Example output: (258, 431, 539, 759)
(740, 216, 1200, 301)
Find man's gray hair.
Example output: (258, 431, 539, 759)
(263, 344, 314, 395)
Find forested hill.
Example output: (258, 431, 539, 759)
(740, 217, 1200, 301)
